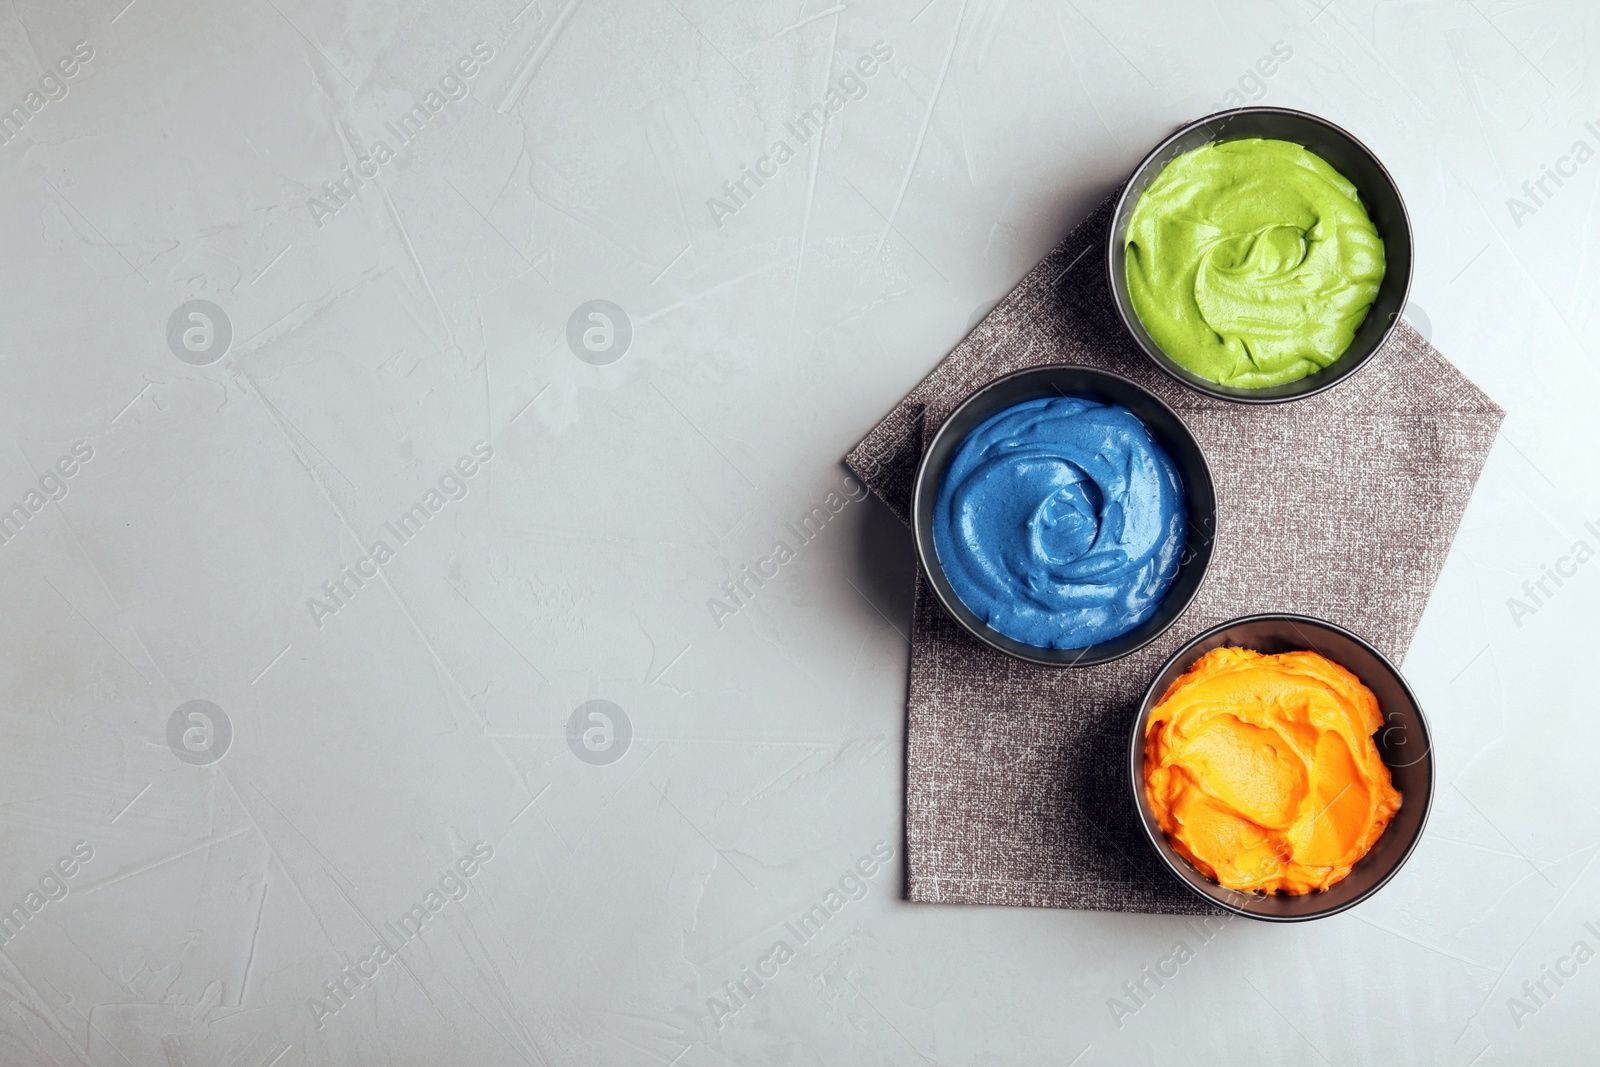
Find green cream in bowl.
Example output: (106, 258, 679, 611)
(1123, 138, 1386, 390)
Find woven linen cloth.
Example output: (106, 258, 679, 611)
(845, 193, 1505, 913)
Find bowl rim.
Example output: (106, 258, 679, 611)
(910, 362, 1215, 668)
(1128, 611, 1435, 921)
(1107, 105, 1415, 406)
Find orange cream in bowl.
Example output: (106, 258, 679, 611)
(1142, 646, 1402, 895)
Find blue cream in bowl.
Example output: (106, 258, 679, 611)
(933, 397, 1187, 648)
(910, 365, 1216, 667)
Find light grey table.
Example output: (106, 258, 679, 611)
(0, 1, 1592, 1064)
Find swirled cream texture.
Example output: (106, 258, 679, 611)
(933, 397, 1186, 649)
(1125, 138, 1386, 388)
(1143, 647, 1403, 895)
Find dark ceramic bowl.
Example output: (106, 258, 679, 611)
(1130, 613, 1434, 921)
(1108, 107, 1413, 404)
(910, 364, 1216, 668)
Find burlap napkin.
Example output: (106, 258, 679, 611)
(846, 194, 1504, 913)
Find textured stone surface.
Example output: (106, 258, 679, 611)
(0, 1, 1596, 1063)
